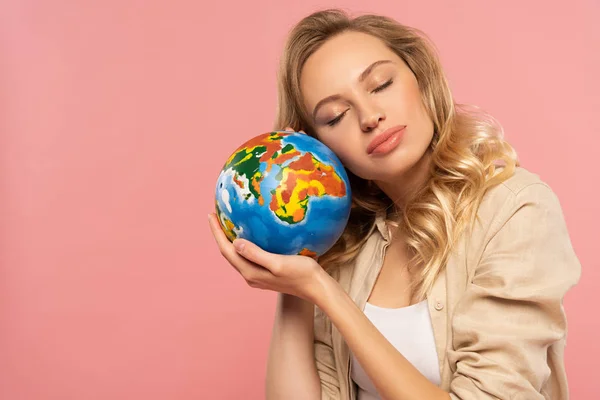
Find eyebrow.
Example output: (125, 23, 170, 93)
(311, 59, 394, 121)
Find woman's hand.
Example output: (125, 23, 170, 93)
(282, 126, 305, 134)
(208, 212, 329, 304)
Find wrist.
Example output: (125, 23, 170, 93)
(311, 267, 337, 308)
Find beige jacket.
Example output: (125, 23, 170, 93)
(313, 167, 582, 400)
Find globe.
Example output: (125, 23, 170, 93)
(214, 131, 352, 258)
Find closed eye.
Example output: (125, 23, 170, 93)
(326, 79, 393, 127)
(327, 111, 347, 127)
(372, 79, 393, 93)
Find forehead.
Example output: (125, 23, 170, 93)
(300, 31, 399, 105)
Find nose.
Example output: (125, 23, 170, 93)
(359, 104, 386, 132)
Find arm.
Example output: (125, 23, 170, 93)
(265, 293, 321, 400)
(315, 183, 580, 400)
(318, 275, 451, 400)
(208, 213, 342, 399)
(447, 183, 581, 399)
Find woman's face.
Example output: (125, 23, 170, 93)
(300, 31, 434, 182)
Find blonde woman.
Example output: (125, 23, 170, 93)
(208, 9, 581, 400)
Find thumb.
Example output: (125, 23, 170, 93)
(233, 238, 280, 271)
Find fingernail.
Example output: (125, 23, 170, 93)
(233, 240, 245, 252)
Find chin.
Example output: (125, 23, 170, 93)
(368, 146, 425, 180)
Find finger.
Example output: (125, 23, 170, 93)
(208, 213, 247, 270)
(208, 212, 230, 243)
(208, 213, 274, 279)
(282, 126, 306, 134)
(232, 238, 284, 275)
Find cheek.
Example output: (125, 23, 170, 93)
(317, 135, 359, 168)
(320, 137, 349, 160)
(397, 83, 433, 133)
(391, 82, 421, 112)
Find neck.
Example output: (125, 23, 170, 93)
(374, 148, 433, 210)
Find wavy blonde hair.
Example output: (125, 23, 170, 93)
(273, 9, 519, 302)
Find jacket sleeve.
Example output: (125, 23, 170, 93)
(314, 304, 342, 399)
(447, 183, 581, 399)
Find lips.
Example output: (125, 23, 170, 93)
(366, 125, 407, 154)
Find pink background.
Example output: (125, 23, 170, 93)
(1, 1, 598, 399)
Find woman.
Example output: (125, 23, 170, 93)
(208, 9, 581, 400)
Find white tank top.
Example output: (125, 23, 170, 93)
(350, 299, 441, 399)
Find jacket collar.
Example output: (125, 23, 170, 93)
(374, 211, 391, 242)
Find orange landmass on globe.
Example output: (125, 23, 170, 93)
(222, 216, 237, 241)
(299, 248, 318, 259)
(232, 174, 245, 189)
(269, 152, 346, 223)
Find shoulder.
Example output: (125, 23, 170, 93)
(476, 166, 561, 231)
(482, 166, 552, 205)
(460, 166, 581, 298)
(461, 166, 573, 271)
